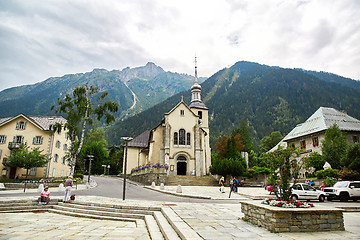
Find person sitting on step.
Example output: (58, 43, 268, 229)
(38, 186, 50, 205)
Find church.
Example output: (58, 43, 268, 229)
(124, 60, 211, 176)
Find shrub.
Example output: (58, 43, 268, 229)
(316, 168, 338, 179)
(73, 173, 84, 179)
(337, 168, 360, 180)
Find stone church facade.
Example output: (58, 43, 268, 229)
(124, 61, 211, 176)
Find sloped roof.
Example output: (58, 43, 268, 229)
(127, 130, 151, 148)
(0, 113, 67, 131)
(283, 107, 360, 141)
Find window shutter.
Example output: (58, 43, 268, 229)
(24, 122, 27, 129)
(40, 136, 43, 144)
(33, 137, 36, 144)
(4, 136, 6, 143)
(13, 136, 16, 142)
(21, 136, 24, 143)
(16, 122, 19, 130)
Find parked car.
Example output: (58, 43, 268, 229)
(323, 181, 360, 202)
(290, 183, 326, 202)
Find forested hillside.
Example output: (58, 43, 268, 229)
(105, 61, 360, 148)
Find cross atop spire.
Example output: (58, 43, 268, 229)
(194, 55, 198, 84)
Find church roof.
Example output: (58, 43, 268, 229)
(189, 101, 208, 109)
(127, 130, 151, 148)
(283, 107, 360, 142)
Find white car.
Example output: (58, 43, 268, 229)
(290, 183, 326, 202)
(323, 181, 360, 202)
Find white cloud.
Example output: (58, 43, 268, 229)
(0, 0, 359, 91)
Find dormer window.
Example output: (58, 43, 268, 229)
(16, 121, 26, 130)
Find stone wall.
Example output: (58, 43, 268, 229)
(128, 173, 167, 185)
(241, 201, 344, 232)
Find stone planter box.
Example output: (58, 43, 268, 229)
(240, 200, 344, 233)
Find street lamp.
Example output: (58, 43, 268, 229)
(121, 137, 133, 201)
(87, 155, 94, 183)
(107, 165, 110, 175)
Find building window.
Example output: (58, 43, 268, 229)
(52, 168, 56, 177)
(62, 157, 66, 165)
(187, 133, 191, 145)
(0, 135, 6, 144)
(33, 136, 43, 145)
(54, 154, 58, 162)
(300, 140, 306, 149)
(56, 140, 61, 148)
(353, 136, 359, 143)
(63, 144, 68, 151)
(29, 167, 36, 176)
(13, 135, 24, 144)
(16, 121, 27, 130)
(179, 129, 186, 145)
(180, 110, 185, 116)
(312, 137, 319, 147)
(61, 170, 64, 177)
(198, 111, 202, 119)
(174, 132, 178, 145)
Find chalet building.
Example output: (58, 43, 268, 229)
(282, 107, 360, 177)
(0, 114, 71, 179)
(124, 61, 211, 176)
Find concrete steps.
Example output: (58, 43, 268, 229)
(166, 175, 218, 186)
(0, 200, 201, 240)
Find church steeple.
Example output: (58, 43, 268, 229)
(190, 56, 207, 109)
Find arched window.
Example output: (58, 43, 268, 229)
(56, 140, 61, 148)
(62, 157, 66, 164)
(179, 129, 186, 145)
(54, 154, 58, 162)
(186, 133, 191, 145)
(63, 144, 68, 151)
(174, 132, 178, 145)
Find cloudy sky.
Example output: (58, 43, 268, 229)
(1, 0, 360, 91)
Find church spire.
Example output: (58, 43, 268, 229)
(189, 56, 207, 110)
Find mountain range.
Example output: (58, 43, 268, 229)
(0, 62, 204, 119)
(104, 61, 360, 148)
(1, 61, 359, 149)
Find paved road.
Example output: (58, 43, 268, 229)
(0, 176, 237, 204)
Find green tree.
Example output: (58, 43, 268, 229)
(51, 84, 118, 175)
(85, 123, 108, 147)
(262, 146, 301, 200)
(342, 144, 360, 171)
(259, 131, 283, 153)
(322, 124, 348, 169)
(232, 120, 255, 153)
(79, 142, 109, 175)
(107, 145, 124, 175)
(7, 144, 49, 192)
(304, 152, 325, 172)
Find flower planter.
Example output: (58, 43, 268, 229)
(240, 200, 344, 233)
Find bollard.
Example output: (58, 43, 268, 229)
(151, 182, 156, 188)
(38, 183, 44, 193)
(160, 183, 164, 190)
(58, 183, 65, 191)
(176, 185, 182, 193)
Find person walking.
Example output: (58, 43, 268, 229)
(219, 176, 225, 193)
(229, 176, 234, 198)
(64, 176, 73, 203)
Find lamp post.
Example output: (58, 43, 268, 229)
(107, 165, 110, 175)
(121, 137, 133, 201)
(87, 155, 94, 183)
